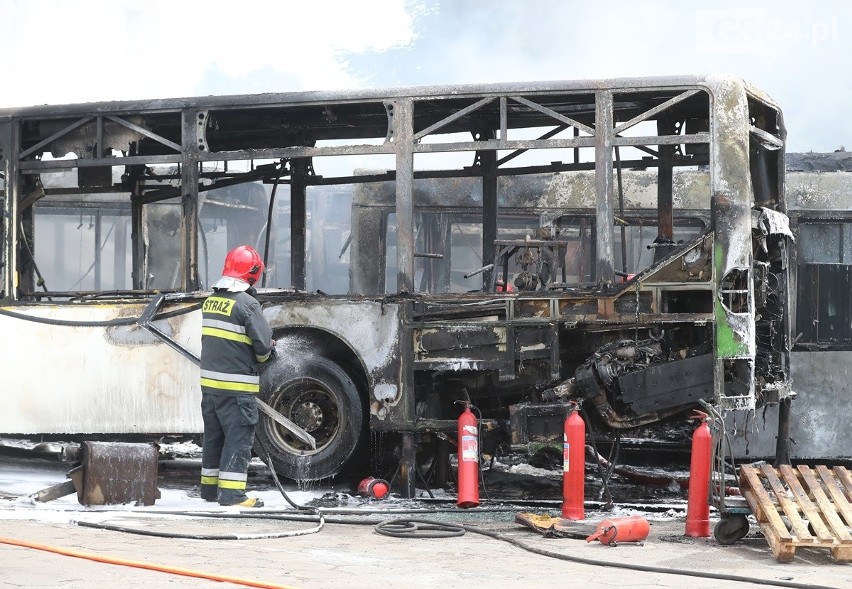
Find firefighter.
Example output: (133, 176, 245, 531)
(199, 245, 274, 507)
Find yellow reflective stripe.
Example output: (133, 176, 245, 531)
(201, 476, 218, 485)
(218, 479, 247, 490)
(203, 318, 246, 334)
(219, 471, 247, 482)
(200, 377, 260, 393)
(202, 326, 252, 345)
(201, 369, 258, 385)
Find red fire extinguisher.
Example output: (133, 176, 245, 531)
(685, 410, 712, 537)
(357, 477, 390, 499)
(586, 515, 650, 545)
(562, 403, 585, 520)
(457, 404, 480, 508)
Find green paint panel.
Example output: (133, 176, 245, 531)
(715, 301, 749, 358)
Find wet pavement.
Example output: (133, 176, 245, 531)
(1, 446, 851, 588)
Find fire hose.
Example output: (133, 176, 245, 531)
(367, 518, 839, 589)
(7, 501, 841, 589)
(5, 440, 840, 589)
(74, 452, 324, 541)
(36, 474, 840, 589)
(68, 510, 841, 589)
(372, 515, 839, 589)
(0, 535, 297, 589)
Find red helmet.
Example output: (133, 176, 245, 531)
(222, 245, 264, 285)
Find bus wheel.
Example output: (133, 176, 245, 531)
(256, 355, 365, 481)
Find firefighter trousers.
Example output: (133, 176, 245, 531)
(200, 391, 259, 505)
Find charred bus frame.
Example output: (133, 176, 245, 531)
(0, 76, 793, 494)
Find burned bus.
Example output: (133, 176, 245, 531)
(0, 76, 793, 492)
(726, 151, 852, 462)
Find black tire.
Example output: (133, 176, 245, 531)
(714, 514, 750, 545)
(255, 354, 365, 481)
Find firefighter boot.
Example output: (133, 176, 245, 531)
(238, 497, 264, 508)
(200, 484, 218, 502)
(220, 496, 264, 508)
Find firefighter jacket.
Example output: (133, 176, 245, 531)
(200, 289, 273, 395)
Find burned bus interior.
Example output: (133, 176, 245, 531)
(0, 77, 802, 487)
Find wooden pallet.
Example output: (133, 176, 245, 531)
(739, 464, 852, 562)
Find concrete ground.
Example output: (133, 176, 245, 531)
(1, 447, 850, 589)
(1, 508, 851, 589)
